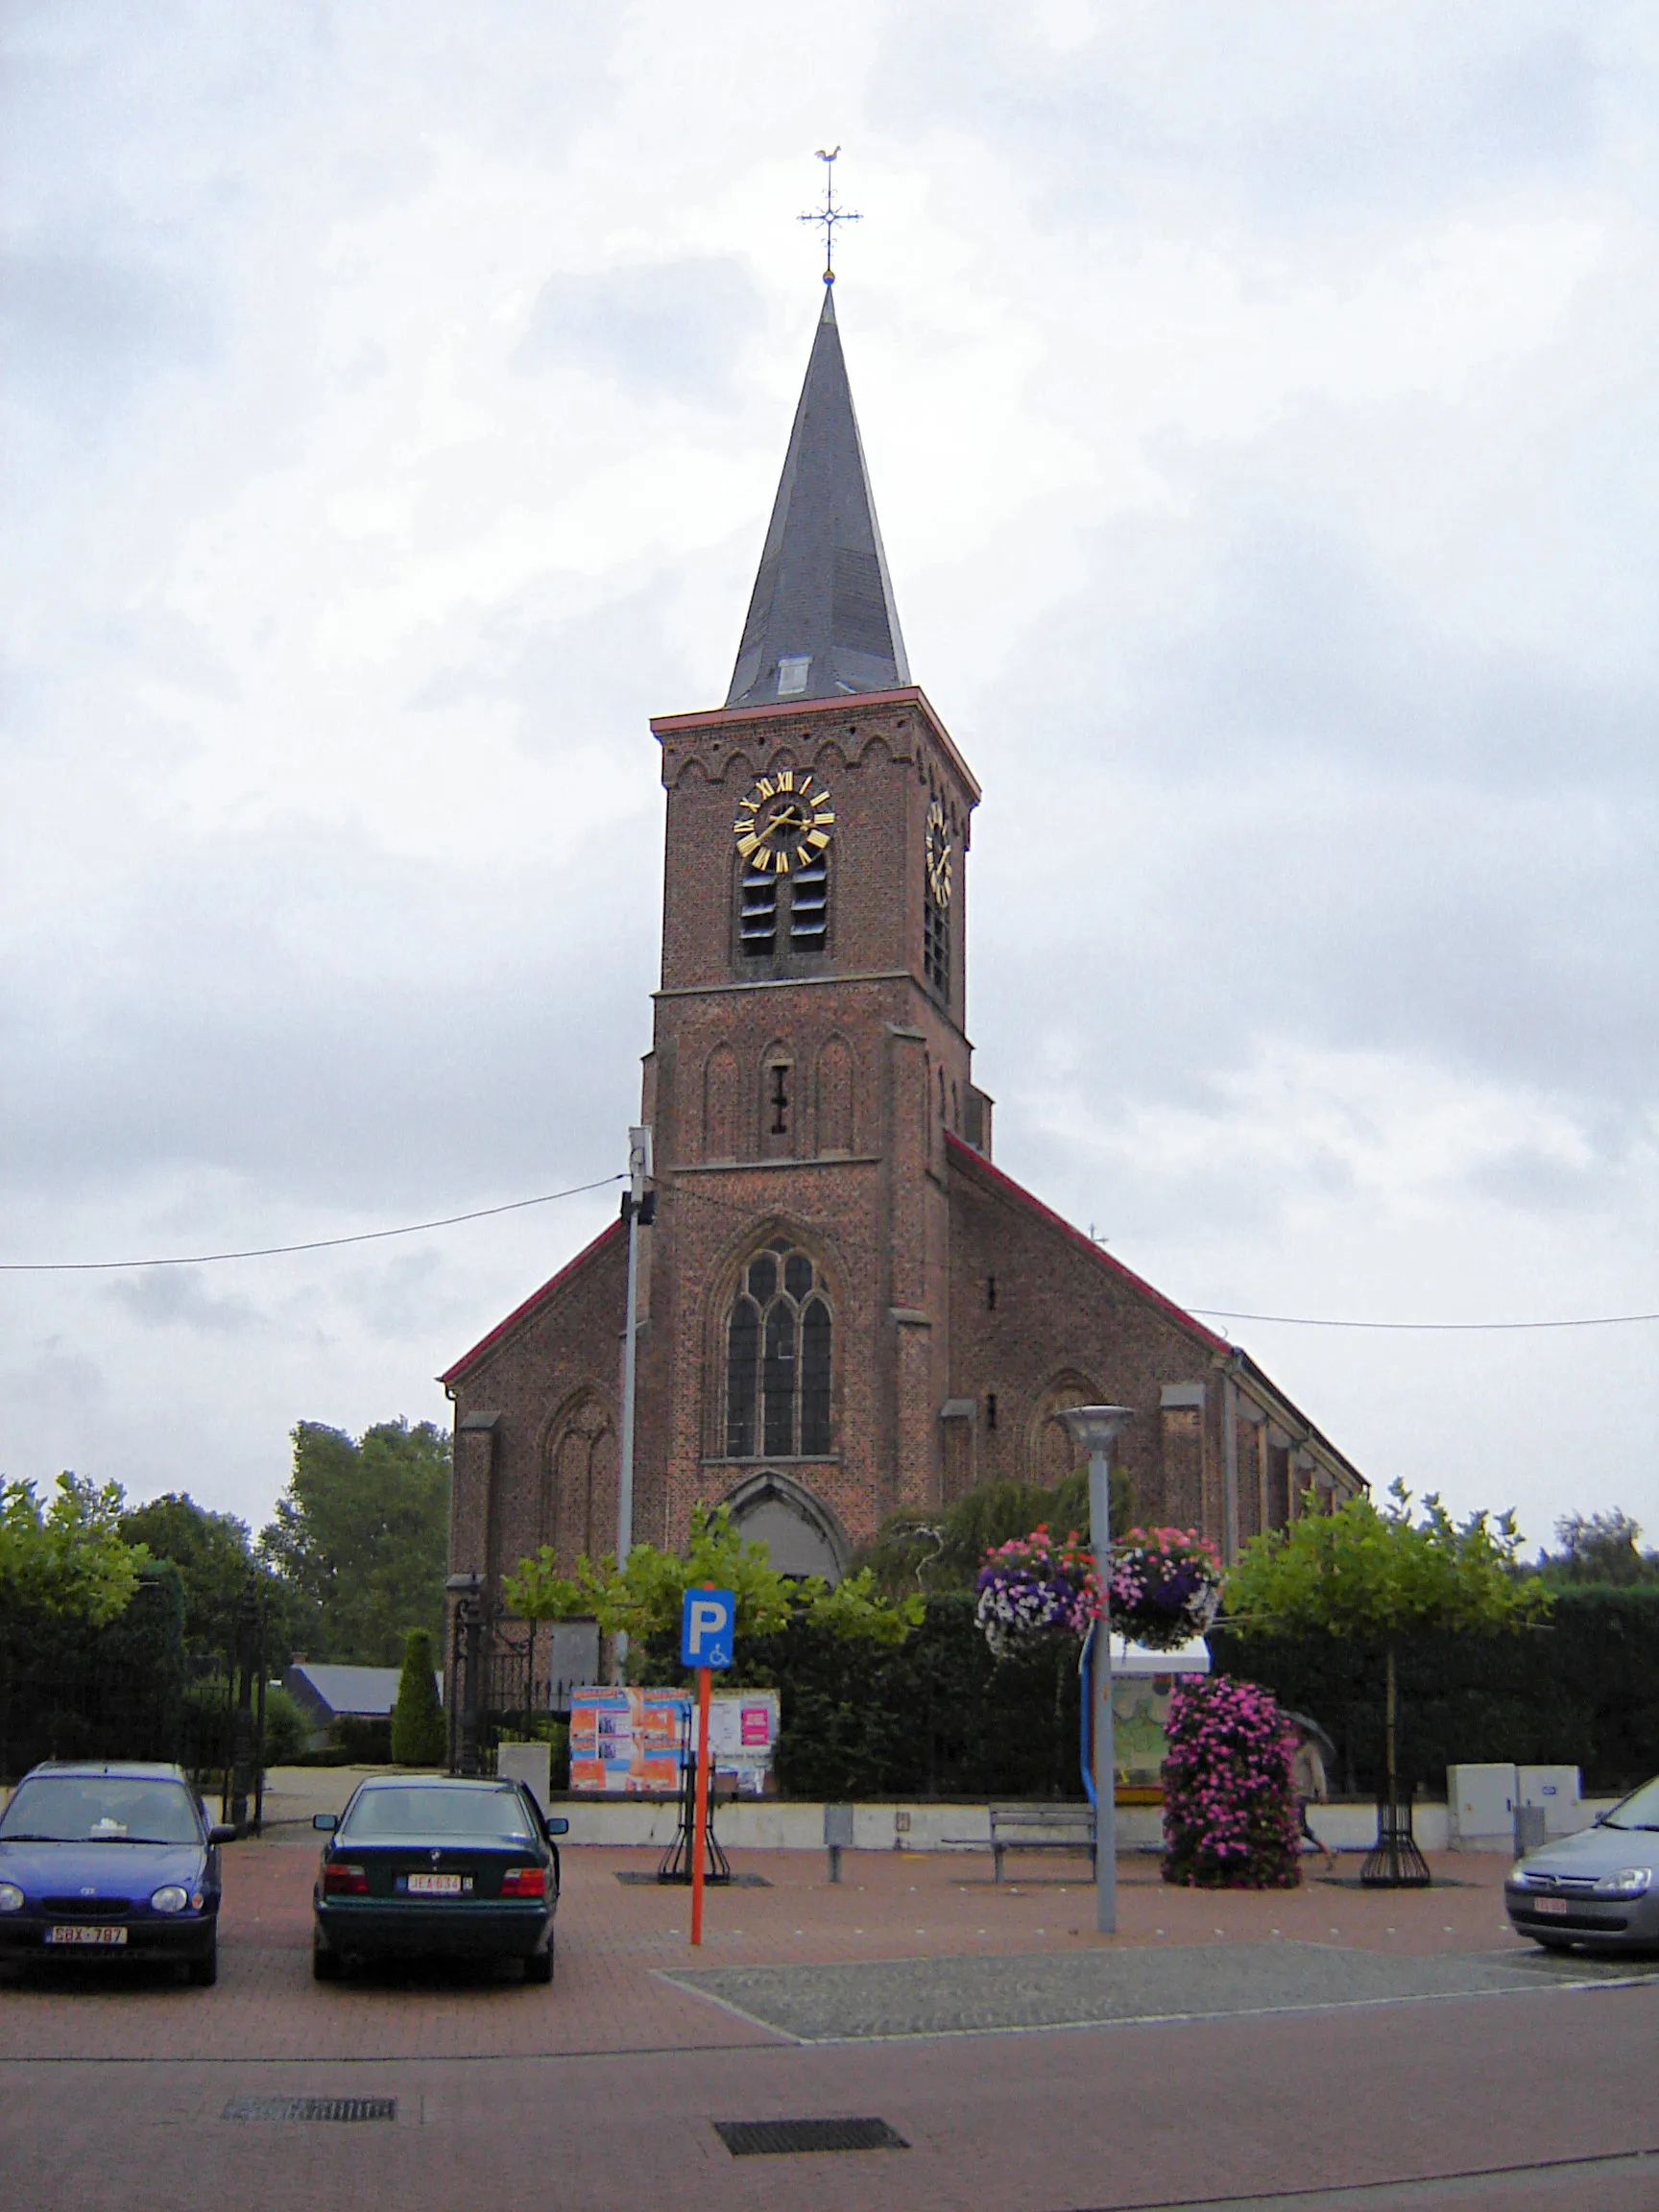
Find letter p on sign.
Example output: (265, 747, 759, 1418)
(680, 1587, 735, 1671)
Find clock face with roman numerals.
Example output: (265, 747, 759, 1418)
(733, 771, 834, 875)
(926, 795, 952, 905)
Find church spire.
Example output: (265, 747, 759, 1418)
(726, 286, 911, 709)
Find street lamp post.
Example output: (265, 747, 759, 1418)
(1060, 1405, 1134, 1936)
(613, 1125, 653, 1684)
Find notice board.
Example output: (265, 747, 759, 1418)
(567, 1687, 781, 1794)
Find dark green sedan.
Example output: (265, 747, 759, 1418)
(311, 1776, 566, 1984)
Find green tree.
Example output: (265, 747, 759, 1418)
(390, 1627, 447, 1766)
(1225, 1480, 1549, 1860)
(854, 1465, 1135, 1599)
(119, 1492, 298, 1657)
(503, 1502, 921, 1683)
(0, 1474, 146, 1625)
(257, 1420, 451, 1665)
(1539, 1509, 1659, 1589)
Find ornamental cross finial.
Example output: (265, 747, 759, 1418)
(799, 147, 860, 286)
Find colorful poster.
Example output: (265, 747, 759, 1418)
(566, 1686, 782, 1793)
(567, 1687, 688, 1793)
(708, 1689, 781, 1795)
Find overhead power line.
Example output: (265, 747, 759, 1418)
(0, 1175, 625, 1273)
(3, 1169, 1654, 1331)
(1187, 1305, 1659, 1334)
(665, 1178, 1659, 1334)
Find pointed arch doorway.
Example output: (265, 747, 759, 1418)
(722, 1470, 849, 1583)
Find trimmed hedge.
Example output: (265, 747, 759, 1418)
(1210, 1587, 1659, 1799)
(634, 1595, 1086, 1801)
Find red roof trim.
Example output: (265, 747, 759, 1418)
(439, 1217, 623, 1387)
(944, 1131, 1232, 1358)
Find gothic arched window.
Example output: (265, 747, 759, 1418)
(726, 1240, 832, 1459)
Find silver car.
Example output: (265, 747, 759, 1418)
(1506, 1773, 1659, 1951)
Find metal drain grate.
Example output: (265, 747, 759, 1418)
(223, 2096, 396, 2124)
(713, 2117, 908, 2157)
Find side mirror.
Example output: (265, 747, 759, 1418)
(312, 1813, 339, 1832)
(207, 1824, 238, 1844)
(545, 1816, 569, 1837)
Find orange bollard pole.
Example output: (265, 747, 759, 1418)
(689, 1662, 712, 1946)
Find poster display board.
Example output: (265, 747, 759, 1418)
(567, 1688, 685, 1794)
(567, 1687, 781, 1794)
(1110, 1637, 1210, 1792)
(707, 1688, 780, 1794)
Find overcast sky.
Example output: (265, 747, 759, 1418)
(4, 1, 1656, 1554)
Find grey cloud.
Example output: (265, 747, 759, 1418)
(0, 824, 656, 1221)
(517, 257, 763, 401)
(0, 245, 215, 416)
(414, 568, 696, 743)
(883, 4, 1605, 226)
(107, 1267, 264, 1334)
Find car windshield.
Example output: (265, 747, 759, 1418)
(1601, 1775, 1659, 1831)
(339, 1785, 536, 1843)
(0, 1775, 202, 1845)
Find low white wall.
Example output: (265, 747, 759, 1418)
(552, 1794, 1620, 1856)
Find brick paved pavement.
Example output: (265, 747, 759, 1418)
(4, 1844, 1656, 2210)
(0, 1842, 1551, 2063)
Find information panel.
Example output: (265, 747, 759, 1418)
(567, 1687, 781, 1794)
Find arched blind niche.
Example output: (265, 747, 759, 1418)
(725, 1240, 832, 1459)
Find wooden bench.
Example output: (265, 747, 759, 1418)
(989, 1803, 1095, 1883)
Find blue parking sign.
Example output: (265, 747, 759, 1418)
(680, 1586, 735, 1670)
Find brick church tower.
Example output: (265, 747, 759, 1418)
(443, 284, 1365, 1600)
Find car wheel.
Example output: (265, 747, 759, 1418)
(312, 1936, 342, 1983)
(186, 1936, 218, 1987)
(523, 1936, 554, 1985)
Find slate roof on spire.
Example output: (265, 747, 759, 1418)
(726, 286, 911, 709)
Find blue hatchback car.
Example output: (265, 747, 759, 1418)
(0, 1762, 234, 1984)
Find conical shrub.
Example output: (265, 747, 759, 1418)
(390, 1627, 446, 1767)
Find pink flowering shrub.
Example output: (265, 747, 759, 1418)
(1109, 1527, 1224, 1651)
(1162, 1675, 1301, 1888)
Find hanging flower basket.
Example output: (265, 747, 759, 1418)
(1107, 1527, 1224, 1652)
(974, 1527, 1099, 1659)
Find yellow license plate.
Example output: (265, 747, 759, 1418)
(47, 1924, 128, 1945)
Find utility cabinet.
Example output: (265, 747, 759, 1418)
(1518, 1765, 1581, 1836)
(1447, 1763, 1516, 1849)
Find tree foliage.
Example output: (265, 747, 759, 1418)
(119, 1491, 296, 1657)
(1538, 1509, 1659, 1589)
(257, 1420, 451, 1665)
(1224, 1480, 1549, 1643)
(0, 1474, 147, 1625)
(854, 1466, 1135, 1599)
(503, 1502, 922, 1681)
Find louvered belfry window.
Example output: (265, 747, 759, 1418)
(725, 1242, 832, 1458)
(739, 860, 778, 955)
(789, 851, 829, 948)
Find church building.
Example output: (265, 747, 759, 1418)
(442, 282, 1365, 1600)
